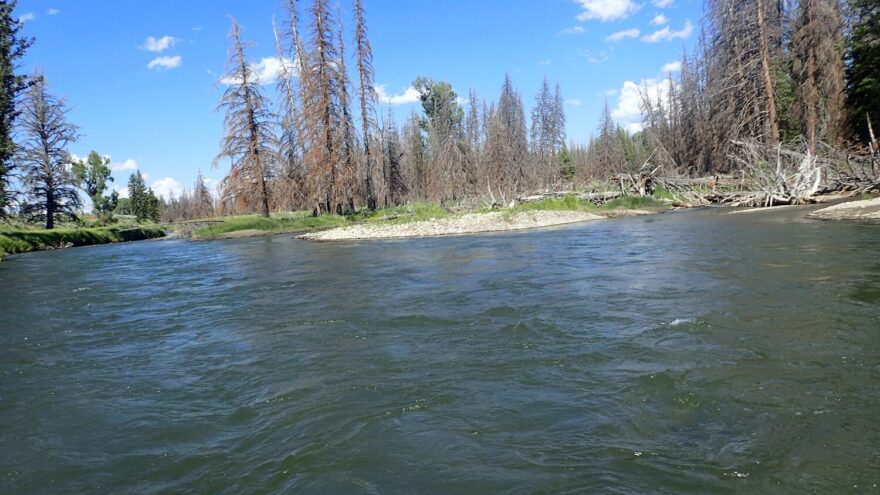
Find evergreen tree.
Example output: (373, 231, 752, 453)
(127, 170, 148, 222)
(144, 188, 160, 222)
(559, 143, 574, 182)
(0, 0, 32, 216)
(17, 71, 81, 229)
(845, 0, 880, 142)
(791, 0, 846, 152)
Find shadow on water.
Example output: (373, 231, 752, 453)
(1, 206, 879, 494)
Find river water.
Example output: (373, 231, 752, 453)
(1, 207, 878, 493)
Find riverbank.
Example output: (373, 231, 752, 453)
(0, 226, 166, 259)
(808, 196, 880, 221)
(300, 210, 609, 241)
(190, 197, 668, 242)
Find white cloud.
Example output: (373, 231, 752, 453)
(140, 35, 178, 53)
(604, 89, 619, 97)
(18, 13, 35, 23)
(254, 56, 295, 85)
(113, 185, 130, 200)
(606, 28, 640, 42)
(220, 56, 295, 86)
(558, 26, 585, 36)
(651, 14, 668, 25)
(580, 49, 610, 64)
(147, 55, 182, 71)
(611, 78, 674, 133)
(111, 158, 139, 171)
(538, 59, 552, 66)
(660, 61, 682, 73)
(151, 177, 183, 200)
(47, 8, 59, 15)
(641, 20, 693, 43)
(575, 0, 640, 22)
(375, 85, 421, 105)
(652, 0, 674, 7)
(565, 99, 583, 107)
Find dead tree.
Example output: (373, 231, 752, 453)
(16, 71, 81, 228)
(215, 18, 275, 217)
(354, 0, 378, 210)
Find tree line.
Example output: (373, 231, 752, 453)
(216, 0, 572, 216)
(1, 0, 877, 227)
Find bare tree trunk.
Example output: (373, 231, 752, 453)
(757, 0, 780, 144)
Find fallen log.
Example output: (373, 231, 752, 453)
(516, 191, 623, 205)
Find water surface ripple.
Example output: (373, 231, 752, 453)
(2, 207, 879, 493)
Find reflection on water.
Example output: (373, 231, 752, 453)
(1, 206, 879, 493)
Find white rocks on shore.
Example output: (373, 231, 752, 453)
(808, 197, 880, 221)
(299, 210, 605, 241)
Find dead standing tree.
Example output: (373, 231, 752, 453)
(215, 18, 275, 217)
(354, 0, 378, 210)
(16, 70, 81, 229)
(272, 8, 306, 211)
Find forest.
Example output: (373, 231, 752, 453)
(0, 0, 878, 227)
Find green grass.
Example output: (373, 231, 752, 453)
(602, 196, 664, 209)
(190, 194, 670, 240)
(652, 185, 680, 201)
(0, 225, 166, 258)
(191, 213, 349, 239)
(193, 203, 456, 239)
(508, 194, 666, 214)
(352, 202, 453, 224)
(511, 195, 598, 213)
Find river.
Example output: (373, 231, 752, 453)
(1, 207, 878, 493)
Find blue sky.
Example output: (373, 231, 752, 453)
(16, 0, 701, 200)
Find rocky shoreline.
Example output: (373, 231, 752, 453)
(808, 197, 880, 221)
(299, 210, 612, 241)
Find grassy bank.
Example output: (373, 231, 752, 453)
(191, 196, 669, 240)
(191, 202, 453, 239)
(509, 194, 665, 214)
(0, 225, 166, 258)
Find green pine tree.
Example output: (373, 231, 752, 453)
(846, 0, 880, 142)
(559, 143, 575, 182)
(127, 171, 148, 222)
(0, 0, 33, 217)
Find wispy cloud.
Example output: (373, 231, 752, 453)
(652, 0, 674, 7)
(606, 28, 640, 42)
(140, 36, 179, 53)
(47, 8, 59, 15)
(641, 20, 693, 43)
(565, 99, 583, 107)
(538, 59, 552, 66)
(557, 26, 585, 36)
(375, 85, 421, 105)
(220, 56, 296, 85)
(151, 177, 183, 201)
(147, 55, 182, 71)
(111, 158, 139, 172)
(661, 61, 682, 73)
(18, 13, 35, 23)
(580, 49, 610, 64)
(574, 0, 640, 22)
(651, 14, 668, 25)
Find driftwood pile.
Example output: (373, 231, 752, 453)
(516, 139, 879, 209)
